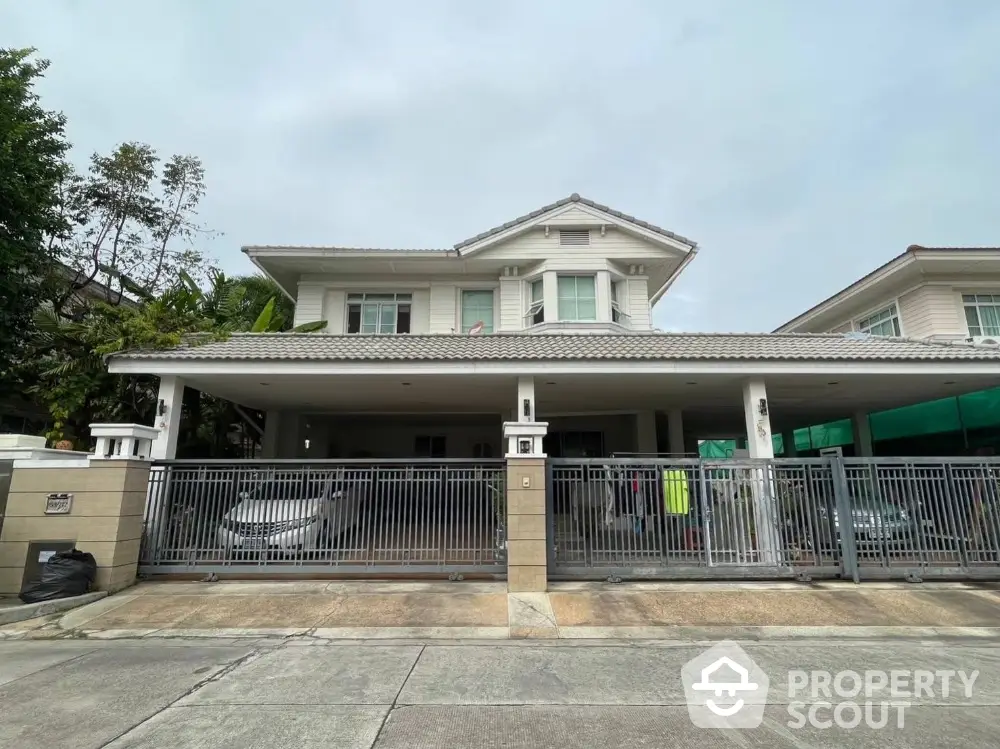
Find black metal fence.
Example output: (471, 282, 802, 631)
(141, 459, 506, 577)
(548, 456, 1000, 581)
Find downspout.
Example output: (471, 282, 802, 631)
(649, 246, 699, 306)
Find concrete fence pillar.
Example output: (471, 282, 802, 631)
(503, 421, 549, 592)
(0, 424, 154, 595)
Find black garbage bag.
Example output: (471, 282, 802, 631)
(18, 549, 97, 604)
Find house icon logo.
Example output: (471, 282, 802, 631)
(681, 641, 770, 728)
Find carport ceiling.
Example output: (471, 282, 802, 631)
(181, 371, 999, 423)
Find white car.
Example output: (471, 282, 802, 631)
(218, 476, 365, 554)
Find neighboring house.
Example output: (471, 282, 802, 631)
(767, 246, 1000, 457)
(107, 196, 1000, 462)
(774, 245, 1000, 343)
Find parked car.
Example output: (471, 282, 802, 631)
(217, 476, 365, 553)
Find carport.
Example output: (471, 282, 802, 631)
(106, 331, 1000, 579)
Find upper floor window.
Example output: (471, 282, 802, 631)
(557, 275, 597, 321)
(347, 293, 411, 334)
(611, 280, 629, 325)
(963, 294, 1000, 337)
(461, 289, 495, 333)
(525, 279, 544, 327)
(558, 229, 590, 246)
(855, 303, 900, 337)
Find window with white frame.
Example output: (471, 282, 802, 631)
(611, 280, 629, 324)
(855, 303, 900, 337)
(557, 275, 597, 321)
(524, 278, 544, 326)
(963, 294, 1000, 337)
(346, 293, 411, 334)
(461, 289, 495, 333)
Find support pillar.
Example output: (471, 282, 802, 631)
(852, 411, 873, 457)
(260, 411, 282, 458)
(151, 376, 184, 460)
(517, 376, 536, 422)
(503, 421, 549, 593)
(742, 379, 774, 459)
(741, 379, 780, 565)
(636, 411, 657, 454)
(668, 408, 685, 456)
(782, 430, 798, 458)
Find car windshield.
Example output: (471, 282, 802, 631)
(241, 478, 330, 501)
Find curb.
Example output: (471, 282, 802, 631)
(0, 591, 108, 626)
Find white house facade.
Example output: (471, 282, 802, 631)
(108, 198, 1000, 465)
(775, 245, 1000, 344)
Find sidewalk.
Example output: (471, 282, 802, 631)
(4, 580, 1000, 641)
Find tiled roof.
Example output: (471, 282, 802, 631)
(109, 332, 1000, 363)
(453, 193, 698, 250)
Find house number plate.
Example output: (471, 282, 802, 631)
(44, 493, 73, 514)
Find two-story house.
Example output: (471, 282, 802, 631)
(775, 245, 1000, 343)
(771, 245, 1000, 456)
(108, 198, 1000, 463)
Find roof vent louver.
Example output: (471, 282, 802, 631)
(559, 229, 591, 246)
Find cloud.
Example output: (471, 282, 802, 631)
(4, 0, 999, 330)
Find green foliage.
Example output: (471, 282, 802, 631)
(23, 268, 324, 451)
(0, 48, 71, 392)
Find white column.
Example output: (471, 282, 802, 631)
(741, 378, 780, 564)
(742, 379, 774, 459)
(668, 408, 685, 456)
(517, 376, 535, 422)
(151, 376, 184, 460)
(636, 411, 657, 454)
(852, 410, 873, 457)
(261, 410, 282, 458)
(542, 271, 558, 323)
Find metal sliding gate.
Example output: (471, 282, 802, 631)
(140, 459, 506, 578)
(548, 456, 1000, 582)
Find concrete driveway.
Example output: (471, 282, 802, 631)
(1, 637, 998, 748)
(5, 580, 1000, 641)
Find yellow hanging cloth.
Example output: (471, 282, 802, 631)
(663, 469, 690, 515)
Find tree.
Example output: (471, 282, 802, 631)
(55, 142, 216, 312)
(0, 48, 71, 392)
(26, 270, 322, 451)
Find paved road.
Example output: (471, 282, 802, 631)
(1, 636, 997, 748)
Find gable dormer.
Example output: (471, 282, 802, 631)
(453, 194, 698, 333)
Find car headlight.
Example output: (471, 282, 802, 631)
(287, 516, 319, 530)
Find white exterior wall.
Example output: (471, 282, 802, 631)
(626, 278, 651, 329)
(428, 283, 457, 333)
(815, 277, 1000, 340)
(498, 277, 522, 331)
(293, 285, 325, 328)
(898, 284, 965, 339)
(476, 225, 663, 264)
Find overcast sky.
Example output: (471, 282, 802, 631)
(5, 0, 999, 332)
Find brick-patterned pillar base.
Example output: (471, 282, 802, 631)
(505, 457, 547, 592)
(0, 459, 151, 594)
